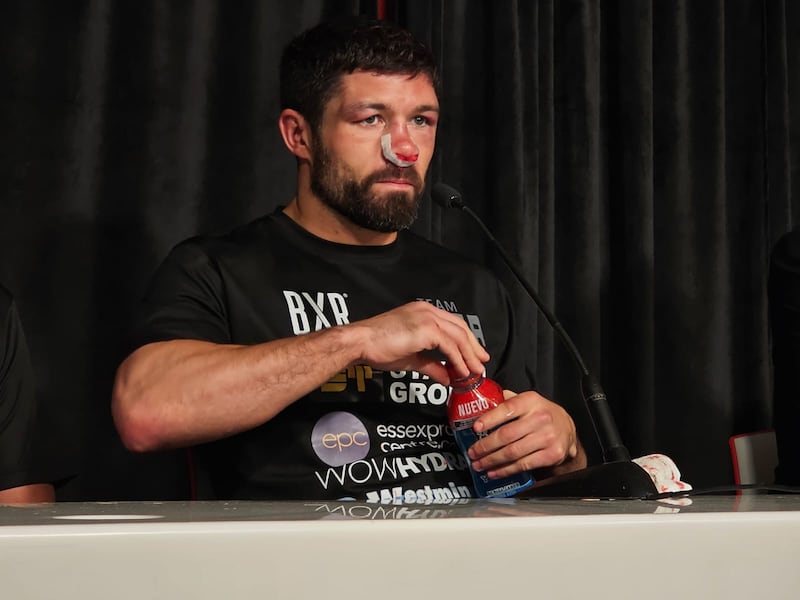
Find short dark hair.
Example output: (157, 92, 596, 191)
(279, 17, 439, 133)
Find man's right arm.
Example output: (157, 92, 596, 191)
(112, 301, 489, 452)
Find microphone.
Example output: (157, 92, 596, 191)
(431, 182, 658, 499)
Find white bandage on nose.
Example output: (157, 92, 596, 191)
(381, 133, 418, 167)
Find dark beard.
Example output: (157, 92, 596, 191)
(310, 141, 424, 233)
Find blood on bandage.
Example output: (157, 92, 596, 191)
(381, 133, 418, 167)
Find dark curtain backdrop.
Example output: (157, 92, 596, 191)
(2, 0, 798, 500)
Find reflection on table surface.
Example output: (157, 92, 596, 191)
(2, 491, 800, 525)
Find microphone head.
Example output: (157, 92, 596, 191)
(431, 182, 465, 209)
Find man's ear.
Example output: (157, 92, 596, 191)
(278, 109, 313, 161)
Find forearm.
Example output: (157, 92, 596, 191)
(112, 326, 362, 451)
(113, 300, 490, 452)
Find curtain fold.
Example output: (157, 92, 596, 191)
(413, 0, 788, 482)
(1, 0, 797, 498)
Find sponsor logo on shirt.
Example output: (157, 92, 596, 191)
(386, 370, 449, 405)
(364, 482, 473, 504)
(297, 294, 490, 502)
(321, 365, 373, 393)
(283, 290, 350, 334)
(417, 297, 486, 346)
(311, 412, 371, 467)
(310, 411, 470, 501)
(313, 450, 468, 492)
(319, 367, 451, 406)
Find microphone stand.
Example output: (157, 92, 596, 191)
(432, 183, 658, 499)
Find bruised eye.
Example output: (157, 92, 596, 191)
(361, 115, 381, 125)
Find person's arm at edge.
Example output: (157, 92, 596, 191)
(0, 483, 54, 504)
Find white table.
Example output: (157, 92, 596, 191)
(1, 494, 798, 599)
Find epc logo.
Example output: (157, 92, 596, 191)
(311, 412, 371, 467)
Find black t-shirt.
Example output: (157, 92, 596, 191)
(0, 285, 71, 490)
(132, 209, 536, 501)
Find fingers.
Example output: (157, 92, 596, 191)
(418, 302, 489, 376)
(431, 315, 489, 380)
(410, 356, 450, 384)
(356, 301, 490, 380)
(467, 392, 578, 479)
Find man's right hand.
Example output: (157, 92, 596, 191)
(349, 300, 489, 384)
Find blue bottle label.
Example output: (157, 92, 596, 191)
(452, 417, 534, 498)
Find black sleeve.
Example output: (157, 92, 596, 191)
(128, 240, 231, 353)
(768, 229, 800, 486)
(0, 287, 72, 489)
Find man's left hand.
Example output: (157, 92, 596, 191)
(466, 390, 587, 479)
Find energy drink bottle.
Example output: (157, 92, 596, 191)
(446, 366, 534, 498)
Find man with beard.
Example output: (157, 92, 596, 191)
(112, 18, 586, 501)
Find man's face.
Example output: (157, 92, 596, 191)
(309, 71, 439, 232)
